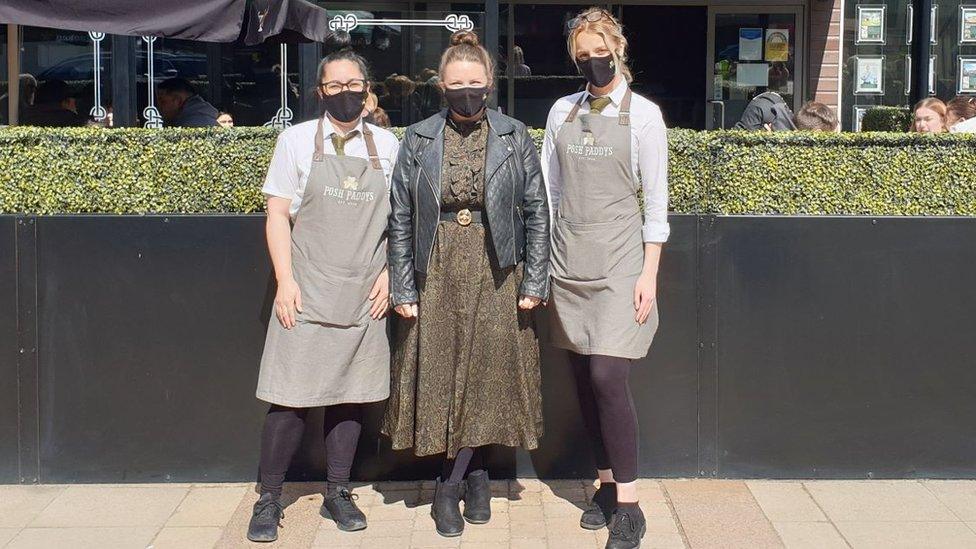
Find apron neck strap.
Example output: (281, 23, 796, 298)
(564, 93, 587, 123)
(361, 124, 382, 171)
(618, 88, 632, 126)
(313, 116, 382, 170)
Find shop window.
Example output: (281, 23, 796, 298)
(14, 27, 112, 127)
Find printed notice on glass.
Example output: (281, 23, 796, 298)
(765, 29, 789, 62)
(737, 63, 770, 87)
(739, 28, 763, 61)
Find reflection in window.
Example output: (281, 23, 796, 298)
(141, 38, 301, 127)
(510, 5, 586, 128)
(15, 27, 112, 127)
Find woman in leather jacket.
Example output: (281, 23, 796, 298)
(382, 30, 550, 538)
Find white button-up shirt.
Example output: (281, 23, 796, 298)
(541, 79, 671, 243)
(262, 117, 400, 218)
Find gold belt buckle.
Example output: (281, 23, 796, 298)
(456, 209, 473, 226)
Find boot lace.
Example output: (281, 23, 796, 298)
(609, 510, 637, 540)
(331, 488, 360, 514)
(255, 498, 284, 523)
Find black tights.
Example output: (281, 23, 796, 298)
(258, 403, 363, 498)
(440, 446, 486, 484)
(570, 352, 639, 484)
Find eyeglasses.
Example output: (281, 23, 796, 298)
(567, 9, 613, 30)
(319, 79, 367, 95)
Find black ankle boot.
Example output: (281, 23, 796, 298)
(431, 478, 464, 537)
(462, 470, 491, 524)
(321, 482, 367, 532)
(580, 482, 617, 529)
(606, 504, 646, 549)
(247, 492, 284, 543)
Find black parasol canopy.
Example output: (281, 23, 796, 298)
(0, 0, 330, 44)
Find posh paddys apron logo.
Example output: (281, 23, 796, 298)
(566, 131, 615, 158)
(324, 176, 377, 205)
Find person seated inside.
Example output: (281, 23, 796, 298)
(156, 78, 219, 127)
(22, 79, 86, 127)
(911, 98, 947, 133)
(946, 96, 976, 133)
(793, 101, 838, 131)
(733, 64, 796, 131)
(217, 111, 235, 128)
(0, 73, 38, 125)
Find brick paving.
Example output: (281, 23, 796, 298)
(1, 479, 976, 548)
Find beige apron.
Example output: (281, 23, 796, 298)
(550, 89, 659, 360)
(256, 119, 392, 407)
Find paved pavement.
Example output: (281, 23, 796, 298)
(1, 479, 975, 548)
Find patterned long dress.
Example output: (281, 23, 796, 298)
(382, 116, 544, 458)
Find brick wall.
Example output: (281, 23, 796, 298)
(808, 0, 843, 116)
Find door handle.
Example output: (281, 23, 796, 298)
(708, 100, 726, 130)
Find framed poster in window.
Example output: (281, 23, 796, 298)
(857, 6, 886, 44)
(961, 7, 976, 43)
(855, 56, 885, 94)
(960, 57, 976, 93)
(931, 5, 938, 45)
(931, 55, 937, 94)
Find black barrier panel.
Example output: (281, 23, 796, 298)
(36, 216, 272, 482)
(0, 217, 19, 482)
(522, 215, 700, 479)
(714, 217, 976, 478)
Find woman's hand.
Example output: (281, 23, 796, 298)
(633, 273, 656, 325)
(275, 277, 303, 329)
(518, 296, 542, 310)
(395, 303, 419, 319)
(368, 269, 390, 320)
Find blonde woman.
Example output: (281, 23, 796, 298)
(384, 31, 550, 537)
(542, 8, 669, 549)
(912, 98, 948, 132)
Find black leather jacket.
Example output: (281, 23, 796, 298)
(389, 108, 550, 306)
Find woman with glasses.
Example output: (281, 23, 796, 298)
(247, 50, 400, 543)
(384, 30, 550, 538)
(542, 8, 670, 549)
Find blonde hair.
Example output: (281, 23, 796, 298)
(439, 31, 494, 85)
(912, 98, 947, 131)
(566, 7, 633, 83)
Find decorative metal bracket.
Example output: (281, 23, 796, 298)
(141, 36, 164, 129)
(88, 32, 108, 122)
(327, 13, 474, 33)
(264, 43, 294, 129)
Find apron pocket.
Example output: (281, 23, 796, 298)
(552, 218, 611, 282)
(296, 263, 373, 326)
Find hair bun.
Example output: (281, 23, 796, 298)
(450, 30, 480, 47)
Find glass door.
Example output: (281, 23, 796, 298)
(706, 6, 804, 129)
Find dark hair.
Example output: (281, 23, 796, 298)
(34, 79, 75, 105)
(317, 49, 372, 84)
(794, 101, 837, 131)
(947, 96, 976, 122)
(157, 77, 197, 96)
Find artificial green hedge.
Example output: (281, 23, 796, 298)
(862, 107, 914, 132)
(1, 126, 975, 215)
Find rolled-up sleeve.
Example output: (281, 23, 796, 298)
(262, 133, 298, 201)
(637, 117, 670, 243)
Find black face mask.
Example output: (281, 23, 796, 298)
(577, 55, 616, 88)
(320, 90, 366, 123)
(444, 86, 489, 118)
